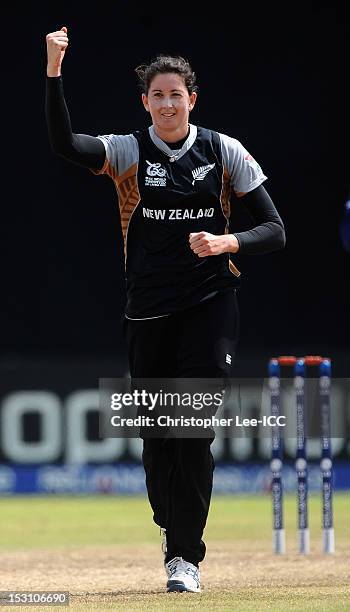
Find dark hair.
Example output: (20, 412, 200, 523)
(135, 55, 198, 95)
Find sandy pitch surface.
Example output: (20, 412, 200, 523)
(0, 542, 349, 609)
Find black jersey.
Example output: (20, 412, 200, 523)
(95, 124, 267, 319)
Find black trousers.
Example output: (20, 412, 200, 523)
(124, 288, 239, 566)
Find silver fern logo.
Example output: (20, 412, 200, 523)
(191, 163, 215, 185)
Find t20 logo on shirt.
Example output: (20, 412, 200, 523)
(145, 161, 167, 187)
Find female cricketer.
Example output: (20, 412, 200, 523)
(45, 26, 286, 593)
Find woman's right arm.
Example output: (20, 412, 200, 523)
(45, 27, 105, 171)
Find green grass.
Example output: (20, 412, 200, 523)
(0, 492, 348, 550)
(0, 493, 349, 611)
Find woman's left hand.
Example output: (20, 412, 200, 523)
(189, 232, 239, 257)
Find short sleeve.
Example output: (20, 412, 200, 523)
(219, 133, 267, 195)
(92, 134, 139, 178)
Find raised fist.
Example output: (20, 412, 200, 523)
(46, 27, 69, 77)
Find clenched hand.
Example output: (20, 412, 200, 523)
(46, 26, 69, 77)
(189, 232, 239, 257)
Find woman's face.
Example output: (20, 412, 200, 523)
(142, 72, 197, 139)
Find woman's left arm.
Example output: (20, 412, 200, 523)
(232, 184, 286, 254)
(189, 185, 286, 257)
